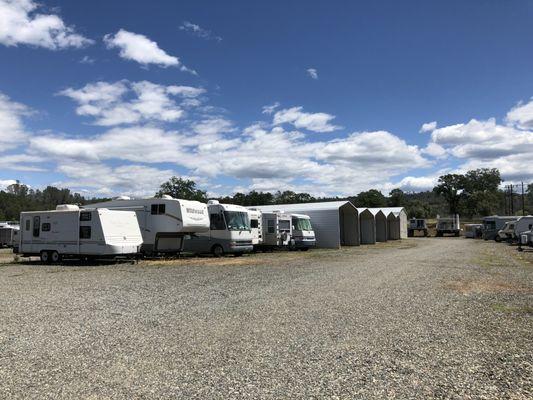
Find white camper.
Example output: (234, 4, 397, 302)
(499, 216, 533, 243)
(17, 205, 142, 263)
(290, 213, 316, 250)
(184, 200, 254, 257)
(87, 196, 210, 254)
(0, 221, 19, 248)
(247, 209, 263, 246)
(258, 211, 293, 250)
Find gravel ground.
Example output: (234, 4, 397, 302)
(0, 238, 532, 399)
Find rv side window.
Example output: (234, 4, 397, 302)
(25, 219, 30, 231)
(250, 219, 259, 229)
(210, 213, 226, 230)
(42, 223, 51, 232)
(33, 216, 40, 237)
(80, 212, 92, 221)
(151, 204, 166, 215)
(279, 220, 291, 231)
(267, 219, 275, 234)
(79, 226, 91, 239)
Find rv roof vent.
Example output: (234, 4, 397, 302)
(161, 194, 174, 200)
(114, 195, 131, 200)
(208, 200, 220, 205)
(56, 204, 80, 211)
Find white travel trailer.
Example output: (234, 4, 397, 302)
(499, 216, 533, 243)
(17, 205, 142, 263)
(290, 213, 316, 250)
(184, 200, 254, 257)
(87, 196, 210, 254)
(257, 211, 293, 250)
(247, 209, 263, 246)
(0, 221, 19, 248)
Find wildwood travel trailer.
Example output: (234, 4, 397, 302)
(88, 196, 210, 254)
(183, 200, 254, 257)
(17, 205, 142, 263)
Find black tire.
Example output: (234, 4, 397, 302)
(50, 250, 61, 264)
(40, 251, 50, 264)
(234, 252, 243, 257)
(211, 244, 224, 258)
(301, 247, 309, 251)
(495, 236, 502, 243)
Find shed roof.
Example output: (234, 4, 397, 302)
(252, 201, 356, 212)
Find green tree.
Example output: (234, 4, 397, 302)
(352, 189, 387, 207)
(388, 188, 405, 207)
(156, 177, 207, 202)
(433, 174, 465, 214)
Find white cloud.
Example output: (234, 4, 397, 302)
(103, 29, 195, 73)
(58, 80, 204, 126)
(422, 142, 447, 158)
(0, 91, 31, 151)
(262, 102, 280, 115)
(79, 55, 94, 64)
(420, 121, 437, 133)
(193, 117, 234, 136)
(273, 106, 340, 132)
(0, 0, 93, 49)
(0, 179, 17, 190)
(390, 175, 439, 192)
(506, 98, 533, 130)
(179, 21, 222, 42)
(306, 68, 318, 80)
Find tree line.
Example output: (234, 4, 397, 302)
(2, 168, 531, 221)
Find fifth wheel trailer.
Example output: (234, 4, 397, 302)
(17, 205, 142, 263)
(87, 196, 210, 254)
(253, 201, 359, 249)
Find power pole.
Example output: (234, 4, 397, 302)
(510, 184, 514, 215)
(522, 182, 525, 216)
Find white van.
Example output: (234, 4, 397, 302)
(290, 213, 316, 250)
(247, 209, 263, 246)
(183, 200, 254, 256)
(87, 196, 210, 255)
(17, 205, 142, 263)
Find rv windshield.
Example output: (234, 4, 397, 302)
(224, 211, 250, 231)
(292, 217, 312, 231)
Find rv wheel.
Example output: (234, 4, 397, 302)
(40, 251, 50, 264)
(211, 245, 224, 258)
(50, 251, 61, 264)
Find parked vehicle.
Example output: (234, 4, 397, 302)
(518, 230, 533, 251)
(247, 209, 263, 246)
(464, 224, 483, 239)
(184, 200, 254, 257)
(436, 214, 461, 237)
(290, 213, 316, 250)
(0, 221, 19, 247)
(482, 216, 518, 241)
(16, 205, 142, 263)
(256, 211, 293, 250)
(87, 195, 210, 255)
(497, 221, 516, 242)
(407, 218, 428, 237)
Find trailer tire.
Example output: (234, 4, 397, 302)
(40, 251, 50, 264)
(50, 251, 61, 264)
(234, 252, 243, 257)
(301, 247, 309, 251)
(495, 236, 502, 243)
(211, 245, 224, 258)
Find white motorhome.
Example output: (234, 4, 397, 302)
(290, 213, 316, 250)
(258, 211, 293, 250)
(247, 209, 263, 246)
(0, 221, 19, 248)
(87, 196, 210, 255)
(17, 205, 142, 263)
(183, 200, 254, 256)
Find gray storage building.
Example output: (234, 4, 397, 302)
(368, 208, 388, 242)
(357, 208, 376, 244)
(254, 201, 359, 249)
(379, 207, 408, 239)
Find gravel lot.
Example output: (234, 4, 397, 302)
(1, 238, 532, 399)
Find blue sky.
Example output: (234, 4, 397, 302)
(1, 0, 533, 197)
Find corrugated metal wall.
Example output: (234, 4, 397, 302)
(359, 210, 376, 244)
(376, 213, 388, 242)
(399, 210, 408, 239)
(296, 209, 341, 248)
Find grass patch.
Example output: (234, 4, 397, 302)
(492, 303, 533, 315)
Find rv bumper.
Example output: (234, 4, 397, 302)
(293, 238, 316, 248)
(227, 241, 254, 253)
